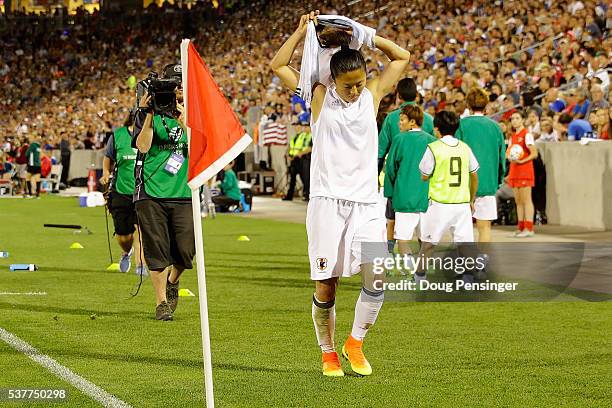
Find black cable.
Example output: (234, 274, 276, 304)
(129, 209, 145, 298)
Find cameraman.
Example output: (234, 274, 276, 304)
(133, 64, 195, 321)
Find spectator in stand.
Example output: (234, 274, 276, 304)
(500, 95, 517, 121)
(1, 0, 610, 156)
(571, 88, 591, 119)
(590, 108, 610, 139)
(536, 77, 552, 96)
(537, 117, 560, 142)
(525, 108, 541, 139)
(558, 112, 594, 141)
(588, 84, 609, 114)
(293, 103, 310, 125)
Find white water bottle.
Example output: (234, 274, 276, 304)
(9, 264, 38, 271)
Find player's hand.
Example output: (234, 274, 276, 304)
(296, 10, 319, 37)
(139, 93, 151, 108)
(99, 174, 110, 186)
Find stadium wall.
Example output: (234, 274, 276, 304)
(538, 142, 612, 230)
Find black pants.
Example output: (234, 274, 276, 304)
(286, 155, 310, 200)
(302, 155, 310, 198)
(532, 156, 546, 213)
(135, 200, 195, 270)
(60, 153, 70, 185)
(212, 195, 240, 212)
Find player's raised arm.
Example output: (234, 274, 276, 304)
(367, 36, 410, 105)
(270, 11, 319, 93)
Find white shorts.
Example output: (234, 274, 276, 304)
(473, 196, 497, 221)
(420, 201, 474, 245)
(394, 212, 424, 241)
(307, 196, 386, 280)
(18, 164, 27, 178)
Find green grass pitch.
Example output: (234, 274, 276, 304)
(0, 196, 610, 407)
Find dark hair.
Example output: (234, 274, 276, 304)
(433, 110, 460, 136)
(558, 113, 573, 124)
(397, 78, 417, 102)
(401, 104, 424, 126)
(539, 77, 551, 87)
(527, 107, 540, 118)
(330, 48, 367, 80)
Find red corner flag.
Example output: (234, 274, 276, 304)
(181, 39, 252, 190)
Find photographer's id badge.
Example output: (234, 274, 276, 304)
(164, 153, 185, 176)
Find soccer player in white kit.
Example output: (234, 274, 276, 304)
(271, 11, 410, 377)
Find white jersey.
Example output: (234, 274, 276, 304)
(310, 86, 378, 204)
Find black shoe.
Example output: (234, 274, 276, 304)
(155, 301, 173, 321)
(282, 197, 293, 201)
(166, 280, 179, 313)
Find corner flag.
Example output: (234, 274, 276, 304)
(181, 39, 252, 189)
(180, 39, 252, 408)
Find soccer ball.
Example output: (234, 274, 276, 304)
(509, 144, 524, 161)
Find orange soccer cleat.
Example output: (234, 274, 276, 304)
(321, 351, 344, 377)
(342, 335, 372, 376)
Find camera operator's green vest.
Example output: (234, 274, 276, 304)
(113, 127, 137, 195)
(143, 115, 191, 199)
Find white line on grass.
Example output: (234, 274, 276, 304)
(0, 327, 132, 408)
(0, 292, 48, 296)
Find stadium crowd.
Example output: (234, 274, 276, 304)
(1, 0, 611, 181)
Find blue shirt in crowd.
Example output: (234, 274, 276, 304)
(572, 100, 591, 117)
(567, 119, 593, 141)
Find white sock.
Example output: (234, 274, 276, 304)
(312, 295, 336, 353)
(351, 288, 384, 341)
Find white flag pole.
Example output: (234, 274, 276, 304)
(191, 190, 215, 408)
(182, 39, 215, 408)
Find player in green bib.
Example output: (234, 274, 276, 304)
(133, 63, 195, 321)
(455, 88, 506, 242)
(378, 78, 434, 254)
(384, 104, 435, 259)
(416, 111, 479, 283)
(101, 112, 146, 276)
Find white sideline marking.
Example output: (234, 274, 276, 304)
(0, 327, 132, 408)
(0, 292, 48, 296)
